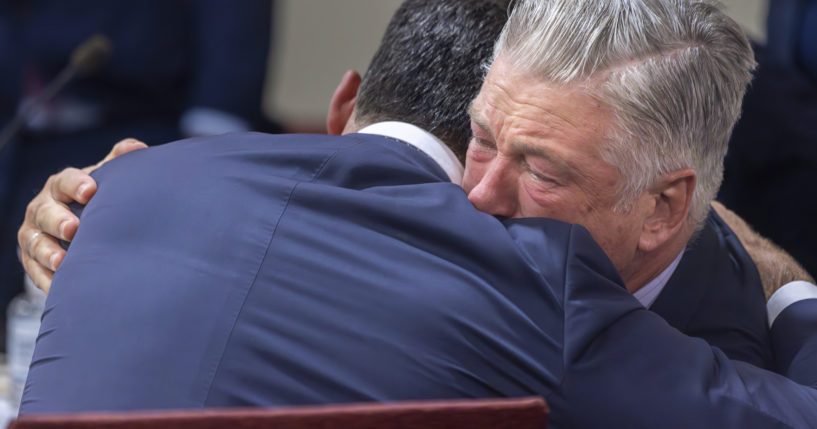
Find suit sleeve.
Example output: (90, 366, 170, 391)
(771, 299, 817, 388)
(539, 224, 817, 428)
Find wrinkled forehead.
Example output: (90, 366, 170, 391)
(470, 58, 615, 140)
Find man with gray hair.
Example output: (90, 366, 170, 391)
(465, 0, 813, 369)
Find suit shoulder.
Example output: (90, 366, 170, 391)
(311, 133, 451, 188)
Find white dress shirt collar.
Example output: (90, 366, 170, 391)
(633, 251, 684, 308)
(357, 121, 464, 185)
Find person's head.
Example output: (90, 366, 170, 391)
(327, 0, 511, 161)
(463, 0, 755, 289)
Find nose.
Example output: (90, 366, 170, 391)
(466, 157, 518, 218)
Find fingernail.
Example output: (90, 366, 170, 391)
(49, 253, 59, 271)
(58, 219, 69, 237)
(78, 183, 90, 197)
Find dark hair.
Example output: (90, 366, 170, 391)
(355, 0, 510, 161)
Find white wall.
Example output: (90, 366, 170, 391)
(264, 0, 402, 128)
(264, 0, 769, 127)
(721, 0, 769, 42)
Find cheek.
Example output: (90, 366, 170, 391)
(519, 179, 580, 220)
(584, 212, 640, 265)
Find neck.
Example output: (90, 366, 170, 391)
(622, 225, 693, 293)
(341, 117, 363, 135)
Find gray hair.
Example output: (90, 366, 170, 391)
(494, 0, 755, 226)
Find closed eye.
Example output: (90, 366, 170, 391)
(523, 159, 561, 186)
(470, 136, 495, 150)
(467, 137, 497, 163)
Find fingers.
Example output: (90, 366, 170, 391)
(34, 168, 90, 241)
(19, 201, 69, 294)
(34, 195, 79, 242)
(17, 168, 86, 287)
(15, 138, 148, 295)
(19, 217, 67, 270)
(50, 137, 145, 205)
(83, 138, 148, 174)
(111, 138, 148, 158)
(18, 226, 62, 294)
(50, 167, 96, 206)
(20, 248, 54, 294)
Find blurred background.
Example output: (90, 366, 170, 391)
(266, 0, 767, 128)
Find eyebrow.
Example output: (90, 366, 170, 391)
(467, 104, 493, 139)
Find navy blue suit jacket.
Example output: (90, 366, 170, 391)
(652, 210, 772, 369)
(21, 133, 817, 428)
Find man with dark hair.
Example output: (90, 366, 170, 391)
(21, 0, 515, 412)
(354, 0, 508, 159)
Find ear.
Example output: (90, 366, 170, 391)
(327, 70, 361, 135)
(638, 169, 696, 252)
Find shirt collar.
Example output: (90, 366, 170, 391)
(357, 121, 464, 185)
(633, 251, 684, 308)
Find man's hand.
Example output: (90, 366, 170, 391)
(17, 138, 148, 293)
(712, 201, 815, 300)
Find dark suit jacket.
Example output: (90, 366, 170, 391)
(21, 132, 817, 428)
(773, 298, 817, 387)
(652, 210, 772, 369)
